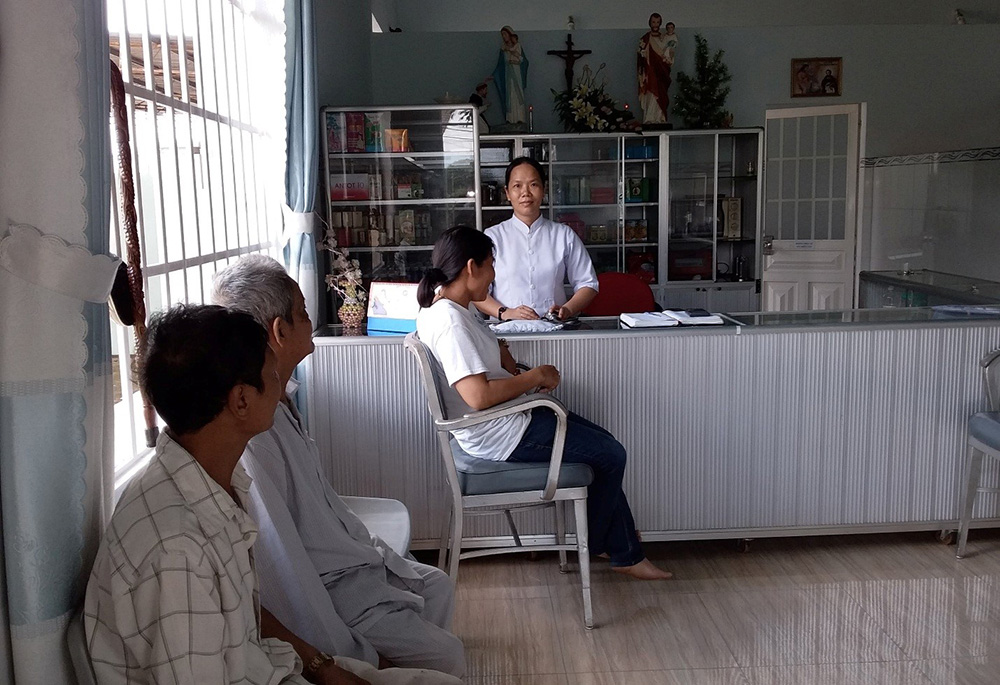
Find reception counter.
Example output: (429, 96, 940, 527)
(305, 308, 1000, 548)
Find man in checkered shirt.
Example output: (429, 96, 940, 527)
(81, 305, 377, 683)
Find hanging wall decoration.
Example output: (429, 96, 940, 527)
(791, 57, 843, 97)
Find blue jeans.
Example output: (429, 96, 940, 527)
(507, 408, 644, 567)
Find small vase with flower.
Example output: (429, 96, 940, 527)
(320, 230, 367, 329)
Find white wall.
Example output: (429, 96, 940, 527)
(315, 0, 372, 107)
(368, 25, 1000, 157)
(388, 0, 1000, 30)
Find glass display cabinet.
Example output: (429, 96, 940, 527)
(859, 270, 1000, 308)
(322, 105, 481, 293)
(481, 129, 762, 308)
(667, 130, 761, 284)
(480, 133, 661, 284)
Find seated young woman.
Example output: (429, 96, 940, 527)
(415, 225, 671, 580)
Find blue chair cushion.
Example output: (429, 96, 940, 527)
(450, 440, 594, 496)
(970, 412, 1000, 450)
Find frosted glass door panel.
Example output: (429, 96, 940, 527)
(766, 114, 848, 241)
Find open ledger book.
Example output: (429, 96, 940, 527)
(620, 309, 725, 328)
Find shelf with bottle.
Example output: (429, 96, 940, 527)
(325, 109, 474, 156)
(344, 245, 434, 254)
(547, 159, 621, 167)
(550, 203, 620, 210)
(329, 197, 475, 208)
(668, 235, 716, 246)
(328, 169, 476, 204)
(328, 205, 476, 251)
(329, 150, 474, 161)
(556, 214, 653, 246)
(550, 176, 619, 205)
(584, 241, 659, 249)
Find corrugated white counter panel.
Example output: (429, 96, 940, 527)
(306, 322, 1000, 545)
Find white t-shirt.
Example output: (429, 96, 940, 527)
(486, 215, 599, 316)
(415, 298, 530, 461)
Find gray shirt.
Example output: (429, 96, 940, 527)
(241, 393, 424, 635)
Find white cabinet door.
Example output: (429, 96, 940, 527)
(762, 105, 862, 311)
(657, 286, 709, 311)
(656, 284, 757, 312)
(707, 285, 758, 312)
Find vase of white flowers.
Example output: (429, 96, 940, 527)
(321, 230, 367, 328)
(552, 64, 636, 133)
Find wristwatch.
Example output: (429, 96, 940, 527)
(497, 306, 508, 321)
(303, 652, 335, 679)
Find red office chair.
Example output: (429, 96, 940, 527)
(583, 272, 657, 316)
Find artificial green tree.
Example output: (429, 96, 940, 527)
(672, 34, 732, 128)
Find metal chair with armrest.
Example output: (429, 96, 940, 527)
(957, 348, 1000, 558)
(403, 332, 595, 628)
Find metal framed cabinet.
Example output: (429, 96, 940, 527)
(322, 104, 481, 318)
(480, 129, 764, 310)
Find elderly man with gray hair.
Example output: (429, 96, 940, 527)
(213, 255, 465, 679)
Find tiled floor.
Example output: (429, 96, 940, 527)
(448, 530, 1000, 684)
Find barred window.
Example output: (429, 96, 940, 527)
(108, 0, 287, 481)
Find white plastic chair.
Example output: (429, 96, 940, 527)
(404, 332, 595, 628)
(341, 495, 411, 557)
(956, 348, 1000, 558)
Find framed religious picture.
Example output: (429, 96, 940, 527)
(791, 57, 842, 97)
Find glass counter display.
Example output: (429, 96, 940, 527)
(859, 270, 1000, 308)
(729, 304, 1000, 327)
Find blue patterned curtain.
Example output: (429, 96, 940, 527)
(283, 0, 320, 323)
(0, 0, 116, 681)
(283, 0, 319, 421)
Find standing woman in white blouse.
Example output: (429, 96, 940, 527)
(474, 157, 599, 322)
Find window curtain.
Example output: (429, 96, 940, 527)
(282, 0, 319, 421)
(0, 0, 117, 681)
(283, 0, 320, 325)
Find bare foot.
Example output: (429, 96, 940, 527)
(612, 558, 673, 580)
(597, 553, 610, 559)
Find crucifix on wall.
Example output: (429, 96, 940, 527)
(547, 31, 591, 93)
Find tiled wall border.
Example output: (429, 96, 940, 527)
(862, 146, 1000, 168)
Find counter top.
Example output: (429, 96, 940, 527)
(314, 305, 1000, 343)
